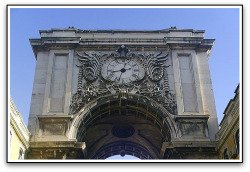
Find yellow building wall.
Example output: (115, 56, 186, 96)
(9, 97, 30, 161)
(217, 85, 240, 160)
(9, 125, 26, 160)
(218, 124, 239, 159)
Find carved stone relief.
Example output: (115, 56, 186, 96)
(176, 118, 209, 139)
(69, 45, 177, 115)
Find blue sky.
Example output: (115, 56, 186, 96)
(9, 7, 240, 159)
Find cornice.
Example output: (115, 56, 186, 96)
(30, 37, 214, 58)
(30, 28, 214, 58)
(39, 27, 205, 34)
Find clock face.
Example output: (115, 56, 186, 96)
(101, 58, 145, 84)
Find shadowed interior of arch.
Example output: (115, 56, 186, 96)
(73, 94, 175, 159)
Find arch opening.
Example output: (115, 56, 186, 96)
(70, 93, 177, 159)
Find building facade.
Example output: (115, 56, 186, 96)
(9, 97, 30, 160)
(216, 85, 240, 159)
(27, 27, 219, 159)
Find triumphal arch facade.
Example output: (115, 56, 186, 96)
(27, 27, 219, 159)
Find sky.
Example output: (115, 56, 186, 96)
(9, 7, 240, 160)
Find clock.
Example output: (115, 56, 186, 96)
(101, 58, 145, 84)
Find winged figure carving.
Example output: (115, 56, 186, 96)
(145, 52, 168, 81)
(76, 51, 100, 82)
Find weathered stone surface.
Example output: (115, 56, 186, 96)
(28, 28, 219, 159)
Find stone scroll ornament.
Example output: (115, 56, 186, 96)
(143, 52, 169, 82)
(76, 51, 101, 82)
(69, 52, 105, 114)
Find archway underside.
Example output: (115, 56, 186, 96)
(75, 95, 175, 159)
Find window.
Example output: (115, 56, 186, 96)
(235, 129, 239, 155)
(18, 148, 24, 160)
(223, 148, 229, 159)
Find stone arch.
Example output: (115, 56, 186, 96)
(68, 93, 178, 159)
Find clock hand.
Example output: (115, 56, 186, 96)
(111, 63, 130, 73)
(124, 67, 131, 70)
(113, 63, 127, 72)
(118, 63, 126, 80)
(118, 72, 123, 81)
(113, 69, 123, 72)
